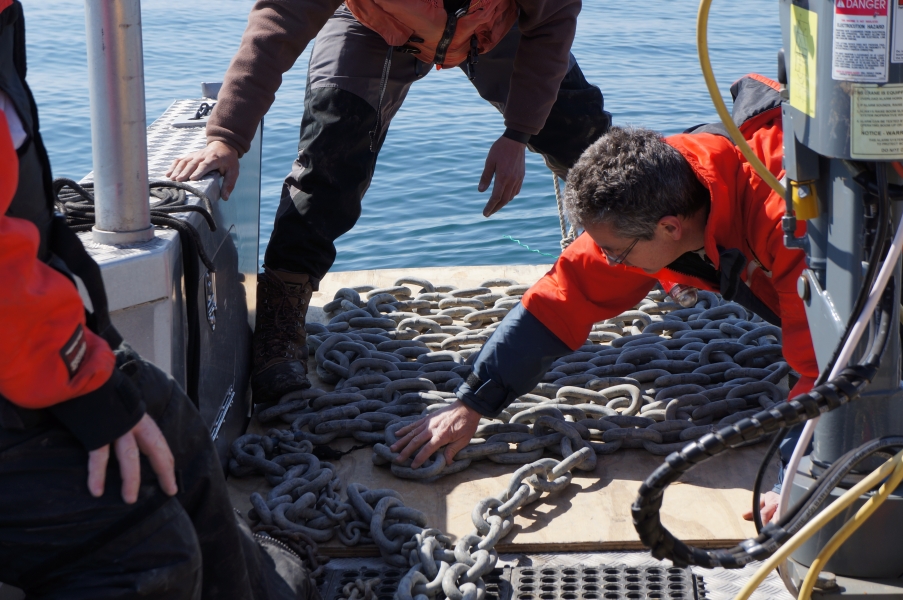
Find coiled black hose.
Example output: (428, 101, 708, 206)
(632, 279, 896, 569)
(53, 178, 218, 405)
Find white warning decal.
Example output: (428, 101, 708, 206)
(833, 0, 890, 82)
(893, 0, 903, 62)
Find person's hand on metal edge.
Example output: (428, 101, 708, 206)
(742, 490, 780, 525)
(166, 140, 240, 200)
(390, 400, 482, 468)
(87, 414, 178, 504)
(479, 135, 526, 217)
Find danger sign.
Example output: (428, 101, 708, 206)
(833, 0, 890, 82)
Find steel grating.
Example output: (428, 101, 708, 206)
(318, 551, 794, 600)
(318, 564, 704, 600)
(320, 565, 413, 600)
(510, 564, 703, 600)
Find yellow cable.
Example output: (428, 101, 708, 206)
(732, 448, 903, 600)
(697, 0, 786, 198)
(797, 453, 903, 599)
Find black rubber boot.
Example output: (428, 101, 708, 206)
(251, 267, 314, 405)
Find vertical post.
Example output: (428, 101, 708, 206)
(84, 0, 153, 245)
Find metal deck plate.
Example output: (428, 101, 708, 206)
(317, 551, 794, 600)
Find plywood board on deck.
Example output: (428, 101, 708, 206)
(307, 264, 552, 325)
(228, 441, 777, 557)
(227, 265, 777, 557)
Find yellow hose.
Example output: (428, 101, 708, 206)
(797, 453, 903, 599)
(697, 0, 786, 198)
(732, 448, 903, 600)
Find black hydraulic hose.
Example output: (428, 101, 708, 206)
(779, 436, 903, 539)
(751, 161, 893, 529)
(632, 279, 896, 569)
(752, 426, 787, 533)
(53, 178, 217, 406)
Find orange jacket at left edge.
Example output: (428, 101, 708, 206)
(523, 74, 818, 397)
(0, 107, 114, 408)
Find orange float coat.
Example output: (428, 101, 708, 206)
(0, 108, 115, 409)
(522, 74, 818, 396)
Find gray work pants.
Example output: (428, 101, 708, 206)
(264, 5, 611, 279)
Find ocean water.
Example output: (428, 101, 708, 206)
(23, 0, 781, 271)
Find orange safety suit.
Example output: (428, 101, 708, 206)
(0, 106, 115, 408)
(456, 74, 818, 420)
(0, 0, 142, 451)
(522, 74, 818, 397)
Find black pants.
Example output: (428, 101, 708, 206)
(0, 346, 310, 600)
(263, 6, 611, 279)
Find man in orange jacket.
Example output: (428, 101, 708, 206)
(0, 2, 315, 597)
(392, 74, 819, 525)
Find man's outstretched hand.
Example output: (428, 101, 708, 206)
(87, 414, 178, 504)
(479, 135, 526, 217)
(390, 400, 482, 468)
(166, 140, 240, 200)
(742, 490, 780, 525)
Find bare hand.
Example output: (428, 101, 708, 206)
(166, 140, 240, 200)
(390, 400, 482, 468)
(742, 490, 780, 525)
(478, 135, 526, 217)
(87, 414, 178, 504)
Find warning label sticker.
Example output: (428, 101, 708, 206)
(850, 83, 903, 158)
(893, 0, 903, 61)
(832, 0, 890, 82)
(790, 4, 818, 117)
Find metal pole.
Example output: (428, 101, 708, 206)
(84, 0, 153, 245)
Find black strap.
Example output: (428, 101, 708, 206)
(666, 248, 782, 326)
(47, 215, 123, 349)
(717, 248, 782, 326)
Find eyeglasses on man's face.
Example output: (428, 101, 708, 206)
(603, 237, 639, 265)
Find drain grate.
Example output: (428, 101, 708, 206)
(510, 565, 705, 600)
(319, 566, 513, 600)
(318, 564, 704, 600)
(319, 566, 405, 600)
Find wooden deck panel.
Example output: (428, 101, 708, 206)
(227, 266, 776, 557)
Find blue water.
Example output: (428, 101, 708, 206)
(23, 1, 781, 271)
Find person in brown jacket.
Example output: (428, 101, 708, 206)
(168, 0, 611, 404)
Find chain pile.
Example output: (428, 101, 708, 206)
(234, 426, 597, 599)
(253, 277, 791, 479)
(229, 275, 794, 595)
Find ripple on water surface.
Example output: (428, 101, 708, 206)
(24, 0, 780, 270)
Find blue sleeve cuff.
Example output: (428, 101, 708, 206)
(456, 303, 571, 417)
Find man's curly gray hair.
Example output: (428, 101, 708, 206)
(564, 126, 709, 240)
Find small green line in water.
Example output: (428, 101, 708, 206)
(502, 235, 559, 259)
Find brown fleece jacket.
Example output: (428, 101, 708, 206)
(206, 0, 581, 156)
